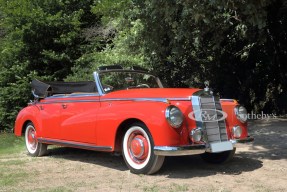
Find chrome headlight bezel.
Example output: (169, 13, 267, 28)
(234, 105, 248, 123)
(165, 105, 184, 128)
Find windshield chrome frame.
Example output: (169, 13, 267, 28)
(93, 69, 164, 96)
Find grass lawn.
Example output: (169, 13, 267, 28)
(0, 132, 25, 155)
(0, 133, 28, 190)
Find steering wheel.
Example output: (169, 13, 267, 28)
(136, 84, 150, 88)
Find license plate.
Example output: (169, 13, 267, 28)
(210, 141, 233, 153)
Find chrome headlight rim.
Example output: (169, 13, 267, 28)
(234, 105, 248, 123)
(165, 105, 184, 128)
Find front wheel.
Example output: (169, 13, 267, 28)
(25, 123, 47, 157)
(200, 148, 236, 164)
(122, 123, 165, 174)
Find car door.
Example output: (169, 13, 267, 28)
(37, 102, 62, 139)
(59, 95, 100, 144)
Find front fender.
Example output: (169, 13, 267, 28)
(220, 100, 248, 139)
(96, 101, 185, 148)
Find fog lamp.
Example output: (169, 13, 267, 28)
(232, 126, 242, 138)
(190, 128, 202, 142)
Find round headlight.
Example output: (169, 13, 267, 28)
(190, 128, 202, 142)
(234, 105, 248, 123)
(232, 126, 242, 138)
(165, 105, 184, 128)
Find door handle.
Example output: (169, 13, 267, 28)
(62, 104, 67, 109)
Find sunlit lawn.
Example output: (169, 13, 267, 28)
(0, 132, 25, 155)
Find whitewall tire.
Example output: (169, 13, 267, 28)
(122, 123, 165, 174)
(25, 123, 47, 157)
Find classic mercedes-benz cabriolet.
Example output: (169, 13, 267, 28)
(14, 65, 254, 174)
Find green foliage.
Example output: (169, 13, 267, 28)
(0, 0, 100, 131)
(67, 0, 145, 80)
(91, 0, 144, 67)
(96, 0, 286, 114)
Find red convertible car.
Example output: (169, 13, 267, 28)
(14, 65, 254, 174)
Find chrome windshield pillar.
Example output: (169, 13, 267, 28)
(93, 71, 105, 96)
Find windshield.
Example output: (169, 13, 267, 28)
(99, 71, 162, 93)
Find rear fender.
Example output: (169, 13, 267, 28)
(14, 105, 42, 136)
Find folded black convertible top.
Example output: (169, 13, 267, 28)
(31, 79, 97, 98)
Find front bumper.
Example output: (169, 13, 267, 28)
(154, 136, 254, 156)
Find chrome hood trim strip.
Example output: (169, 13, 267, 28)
(38, 99, 100, 104)
(100, 97, 191, 102)
(39, 97, 192, 104)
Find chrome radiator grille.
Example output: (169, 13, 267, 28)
(192, 95, 228, 143)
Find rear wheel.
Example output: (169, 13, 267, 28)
(122, 123, 165, 174)
(25, 123, 47, 157)
(200, 148, 236, 164)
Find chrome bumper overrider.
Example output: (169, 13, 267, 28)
(154, 136, 254, 156)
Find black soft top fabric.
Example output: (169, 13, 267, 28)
(31, 79, 97, 98)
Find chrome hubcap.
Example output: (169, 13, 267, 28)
(27, 128, 37, 150)
(128, 133, 149, 163)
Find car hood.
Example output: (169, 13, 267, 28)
(101, 88, 201, 99)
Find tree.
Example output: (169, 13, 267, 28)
(95, 0, 286, 114)
(0, 0, 100, 131)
